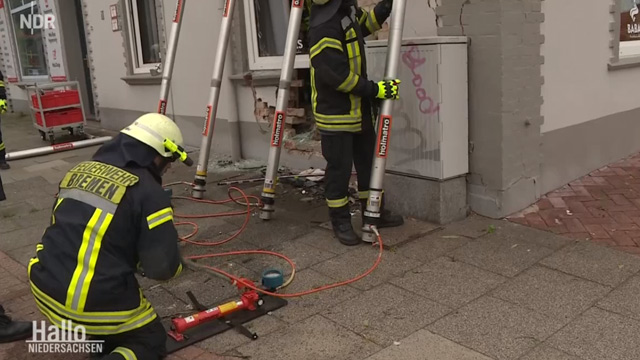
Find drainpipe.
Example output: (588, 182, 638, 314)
(227, 48, 243, 162)
(225, 0, 245, 162)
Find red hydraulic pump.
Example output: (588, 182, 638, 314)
(168, 278, 263, 342)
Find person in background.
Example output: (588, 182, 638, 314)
(0, 304, 32, 343)
(309, 0, 404, 246)
(0, 167, 5, 201)
(0, 70, 8, 170)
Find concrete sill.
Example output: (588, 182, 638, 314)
(121, 75, 162, 86)
(608, 57, 640, 70)
(229, 70, 281, 87)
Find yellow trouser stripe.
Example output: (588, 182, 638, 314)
(31, 279, 152, 322)
(173, 263, 183, 278)
(0, 142, 5, 151)
(28, 259, 38, 278)
(147, 207, 173, 229)
(314, 113, 360, 121)
(28, 243, 44, 276)
(316, 123, 361, 132)
(326, 197, 349, 208)
(359, 190, 384, 200)
(311, 67, 318, 114)
(33, 298, 157, 335)
(52, 198, 64, 224)
(112, 347, 138, 360)
(66, 209, 113, 311)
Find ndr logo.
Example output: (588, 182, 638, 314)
(20, 14, 55, 31)
(19, 2, 55, 34)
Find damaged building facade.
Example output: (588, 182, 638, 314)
(0, 0, 638, 224)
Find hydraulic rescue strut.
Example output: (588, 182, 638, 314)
(362, 0, 408, 242)
(259, 0, 306, 220)
(158, 0, 186, 115)
(192, 0, 237, 199)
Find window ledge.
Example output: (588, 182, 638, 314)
(229, 70, 281, 87)
(121, 75, 162, 86)
(608, 56, 640, 70)
(12, 81, 47, 89)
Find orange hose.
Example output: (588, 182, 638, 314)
(165, 183, 384, 298)
(192, 235, 382, 298)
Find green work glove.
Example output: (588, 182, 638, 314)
(0, 99, 7, 114)
(374, 79, 400, 100)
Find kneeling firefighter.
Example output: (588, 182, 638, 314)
(309, 0, 404, 245)
(29, 113, 193, 359)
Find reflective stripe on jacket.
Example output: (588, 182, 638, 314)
(309, 2, 391, 133)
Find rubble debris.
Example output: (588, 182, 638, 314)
(298, 168, 325, 182)
(206, 155, 266, 173)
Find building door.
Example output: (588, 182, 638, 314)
(73, 0, 95, 117)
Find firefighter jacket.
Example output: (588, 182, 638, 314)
(28, 134, 183, 335)
(0, 70, 6, 157)
(0, 70, 6, 100)
(309, 1, 392, 133)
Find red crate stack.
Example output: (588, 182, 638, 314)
(36, 108, 83, 127)
(32, 89, 83, 128)
(31, 90, 80, 109)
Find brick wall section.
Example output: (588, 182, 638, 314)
(437, 0, 545, 218)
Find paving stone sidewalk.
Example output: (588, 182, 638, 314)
(4, 114, 640, 359)
(508, 152, 640, 257)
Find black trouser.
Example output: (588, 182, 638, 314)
(321, 126, 376, 220)
(0, 171, 5, 201)
(0, 116, 5, 163)
(92, 317, 167, 360)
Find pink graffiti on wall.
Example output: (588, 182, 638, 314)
(402, 46, 440, 115)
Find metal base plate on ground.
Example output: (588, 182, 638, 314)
(165, 295, 287, 354)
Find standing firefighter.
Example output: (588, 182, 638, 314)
(29, 113, 193, 359)
(0, 70, 9, 170)
(309, 0, 403, 245)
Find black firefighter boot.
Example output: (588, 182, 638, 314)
(0, 172, 5, 202)
(0, 305, 32, 343)
(330, 206, 360, 246)
(360, 199, 404, 229)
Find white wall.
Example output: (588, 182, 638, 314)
(403, 0, 437, 38)
(360, 0, 437, 39)
(541, 0, 640, 133)
(86, 0, 237, 121)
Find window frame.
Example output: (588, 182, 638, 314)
(124, 0, 161, 75)
(242, 0, 309, 71)
(8, 0, 48, 81)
